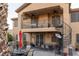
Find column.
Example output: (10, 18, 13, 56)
(62, 4, 71, 55)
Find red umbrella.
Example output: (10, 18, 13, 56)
(19, 31, 22, 48)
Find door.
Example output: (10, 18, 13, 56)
(36, 33, 43, 47)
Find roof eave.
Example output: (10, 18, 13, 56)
(15, 3, 31, 13)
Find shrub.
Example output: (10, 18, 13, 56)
(7, 33, 13, 42)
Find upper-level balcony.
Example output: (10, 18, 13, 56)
(21, 22, 62, 29)
(21, 6, 63, 29)
(21, 20, 63, 32)
(20, 5, 64, 32)
(21, 20, 63, 29)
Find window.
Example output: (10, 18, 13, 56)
(16, 35, 18, 40)
(71, 12, 79, 22)
(31, 15, 38, 28)
(32, 16, 38, 24)
(52, 15, 62, 27)
(36, 33, 43, 45)
(23, 33, 26, 40)
(23, 33, 27, 48)
(76, 34, 79, 43)
(14, 20, 18, 27)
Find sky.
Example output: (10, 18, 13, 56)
(7, 3, 79, 29)
(7, 3, 23, 29)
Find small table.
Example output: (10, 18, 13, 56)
(11, 49, 27, 56)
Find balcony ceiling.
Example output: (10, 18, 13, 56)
(23, 6, 63, 16)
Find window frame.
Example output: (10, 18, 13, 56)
(71, 12, 79, 22)
(52, 15, 62, 27)
(76, 34, 79, 44)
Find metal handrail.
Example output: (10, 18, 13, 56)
(61, 20, 72, 48)
(21, 22, 51, 28)
(62, 20, 72, 39)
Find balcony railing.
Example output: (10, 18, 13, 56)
(21, 21, 63, 29)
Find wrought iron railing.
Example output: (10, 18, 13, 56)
(21, 21, 63, 29)
(53, 20, 72, 55)
(62, 21, 72, 47)
(53, 20, 72, 47)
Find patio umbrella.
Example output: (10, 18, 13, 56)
(19, 31, 23, 48)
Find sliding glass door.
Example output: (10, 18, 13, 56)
(36, 33, 43, 46)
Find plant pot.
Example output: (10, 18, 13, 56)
(63, 53, 67, 56)
(75, 48, 78, 51)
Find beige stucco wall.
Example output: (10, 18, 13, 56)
(13, 19, 18, 40)
(31, 33, 35, 44)
(38, 14, 48, 27)
(22, 18, 31, 28)
(25, 33, 31, 45)
(31, 33, 55, 45)
(22, 18, 31, 24)
(71, 22, 79, 47)
(13, 27, 18, 40)
(44, 33, 52, 45)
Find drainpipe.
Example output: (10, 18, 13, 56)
(62, 14, 65, 56)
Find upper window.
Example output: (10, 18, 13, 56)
(52, 15, 62, 27)
(31, 15, 38, 24)
(71, 12, 79, 22)
(14, 20, 18, 27)
(76, 34, 79, 43)
(31, 15, 38, 28)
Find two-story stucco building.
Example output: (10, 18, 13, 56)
(12, 3, 79, 55)
(71, 8, 79, 49)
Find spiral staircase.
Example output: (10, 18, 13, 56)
(54, 19, 72, 55)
